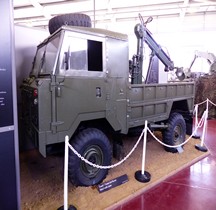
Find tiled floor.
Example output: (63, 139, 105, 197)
(112, 120, 216, 210)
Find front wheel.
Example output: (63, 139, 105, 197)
(162, 112, 186, 153)
(68, 128, 112, 186)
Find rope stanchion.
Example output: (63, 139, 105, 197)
(195, 110, 208, 152)
(134, 120, 151, 183)
(192, 104, 200, 139)
(58, 136, 77, 210)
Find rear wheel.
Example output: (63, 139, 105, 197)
(163, 112, 186, 153)
(68, 128, 112, 186)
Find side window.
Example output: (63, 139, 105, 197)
(60, 36, 103, 73)
(70, 38, 88, 70)
(87, 40, 103, 72)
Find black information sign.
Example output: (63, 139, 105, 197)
(98, 174, 129, 193)
(0, 2, 14, 127)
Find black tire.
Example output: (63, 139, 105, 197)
(48, 13, 92, 34)
(68, 128, 112, 186)
(162, 112, 186, 153)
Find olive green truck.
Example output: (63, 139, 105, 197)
(21, 15, 195, 187)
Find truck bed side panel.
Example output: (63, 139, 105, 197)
(127, 82, 195, 128)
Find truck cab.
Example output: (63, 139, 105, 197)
(22, 26, 130, 156)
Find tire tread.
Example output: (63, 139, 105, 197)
(68, 128, 112, 186)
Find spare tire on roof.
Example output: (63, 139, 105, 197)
(48, 13, 92, 34)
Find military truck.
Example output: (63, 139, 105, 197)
(21, 14, 195, 187)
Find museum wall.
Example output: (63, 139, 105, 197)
(14, 25, 48, 151)
(96, 13, 216, 71)
(15, 25, 48, 103)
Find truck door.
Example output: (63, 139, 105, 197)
(54, 33, 107, 134)
(105, 38, 129, 134)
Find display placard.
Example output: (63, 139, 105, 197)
(98, 174, 129, 193)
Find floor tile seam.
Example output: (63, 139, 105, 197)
(162, 181, 216, 191)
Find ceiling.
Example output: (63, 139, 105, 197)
(13, 0, 216, 29)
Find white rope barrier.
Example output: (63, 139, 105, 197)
(68, 128, 145, 170)
(147, 110, 207, 149)
(62, 97, 215, 206)
(67, 98, 215, 171)
(208, 99, 216, 107)
(195, 99, 208, 106)
(67, 107, 207, 173)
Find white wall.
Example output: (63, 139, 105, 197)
(15, 25, 49, 103)
(15, 25, 49, 151)
(96, 13, 216, 74)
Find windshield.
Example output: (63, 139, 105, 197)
(30, 34, 61, 76)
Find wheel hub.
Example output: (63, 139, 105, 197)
(173, 125, 183, 144)
(81, 145, 103, 178)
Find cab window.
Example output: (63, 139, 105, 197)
(59, 36, 103, 74)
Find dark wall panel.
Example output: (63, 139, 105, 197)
(0, 0, 20, 209)
(0, 5, 14, 128)
(0, 131, 18, 210)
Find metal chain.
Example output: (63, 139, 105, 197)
(68, 129, 145, 169)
